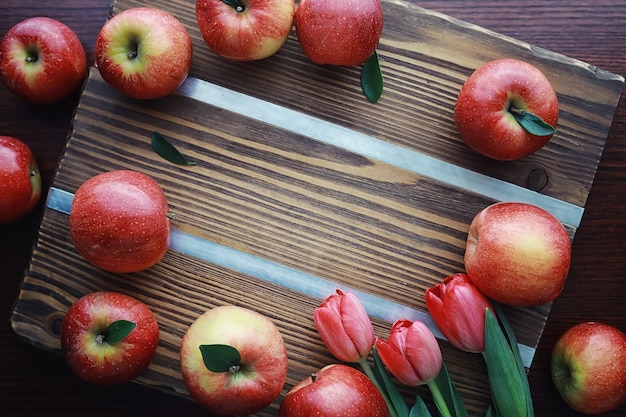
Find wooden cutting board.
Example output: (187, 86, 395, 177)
(11, 0, 624, 415)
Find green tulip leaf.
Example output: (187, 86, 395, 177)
(409, 396, 433, 417)
(105, 320, 137, 345)
(361, 51, 384, 103)
(431, 362, 469, 417)
(483, 308, 533, 417)
(151, 131, 197, 166)
(510, 108, 556, 136)
(199, 344, 241, 373)
(493, 302, 534, 414)
(372, 347, 410, 417)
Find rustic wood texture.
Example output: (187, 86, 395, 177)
(3, 1, 626, 417)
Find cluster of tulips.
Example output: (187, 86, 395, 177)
(314, 273, 533, 417)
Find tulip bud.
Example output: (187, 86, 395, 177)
(314, 290, 375, 363)
(375, 319, 442, 386)
(425, 273, 494, 353)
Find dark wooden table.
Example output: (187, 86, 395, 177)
(2, 1, 625, 416)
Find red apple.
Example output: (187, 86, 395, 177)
(60, 291, 160, 385)
(0, 17, 87, 104)
(95, 7, 192, 100)
(454, 58, 558, 160)
(295, 0, 383, 66)
(69, 170, 171, 273)
(279, 364, 390, 417)
(180, 305, 288, 416)
(0, 135, 41, 224)
(464, 201, 571, 306)
(552, 322, 626, 414)
(196, 0, 295, 61)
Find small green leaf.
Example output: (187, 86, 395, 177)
(409, 396, 433, 417)
(151, 131, 197, 166)
(372, 347, 410, 417)
(361, 51, 384, 103)
(510, 108, 556, 136)
(105, 320, 136, 345)
(199, 344, 241, 373)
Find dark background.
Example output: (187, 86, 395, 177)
(2, 1, 625, 416)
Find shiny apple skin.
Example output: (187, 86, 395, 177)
(279, 364, 390, 416)
(180, 305, 288, 416)
(551, 322, 626, 414)
(69, 170, 171, 273)
(295, 0, 383, 66)
(464, 202, 571, 306)
(196, 0, 295, 61)
(0, 17, 87, 104)
(454, 59, 558, 160)
(95, 7, 192, 100)
(0, 136, 41, 224)
(61, 291, 160, 385)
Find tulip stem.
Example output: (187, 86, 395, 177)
(427, 380, 453, 417)
(359, 358, 401, 417)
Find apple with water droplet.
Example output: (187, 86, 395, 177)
(180, 305, 288, 415)
(69, 170, 172, 273)
(295, 0, 383, 66)
(95, 7, 192, 99)
(60, 291, 160, 385)
(0, 135, 40, 224)
(0, 17, 87, 104)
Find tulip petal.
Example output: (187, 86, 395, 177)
(375, 337, 422, 386)
(314, 306, 360, 362)
(405, 321, 442, 381)
(339, 292, 375, 357)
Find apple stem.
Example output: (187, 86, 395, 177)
(508, 106, 526, 116)
(228, 364, 240, 374)
(95, 334, 106, 344)
(221, 0, 246, 13)
(166, 212, 176, 221)
(311, 372, 318, 383)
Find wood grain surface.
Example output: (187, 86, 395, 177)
(2, 1, 626, 417)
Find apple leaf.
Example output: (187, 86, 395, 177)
(361, 51, 383, 103)
(151, 131, 197, 166)
(105, 320, 137, 345)
(510, 109, 556, 136)
(199, 344, 241, 373)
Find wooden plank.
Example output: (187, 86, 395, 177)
(10, 0, 623, 415)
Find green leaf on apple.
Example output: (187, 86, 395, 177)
(151, 131, 197, 166)
(361, 51, 383, 103)
(510, 108, 557, 136)
(199, 344, 241, 373)
(105, 319, 137, 345)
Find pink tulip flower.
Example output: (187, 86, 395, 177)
(425, 273, 494, 353)
(314, 290, 375, 363)
(375, 319, 442, 386)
